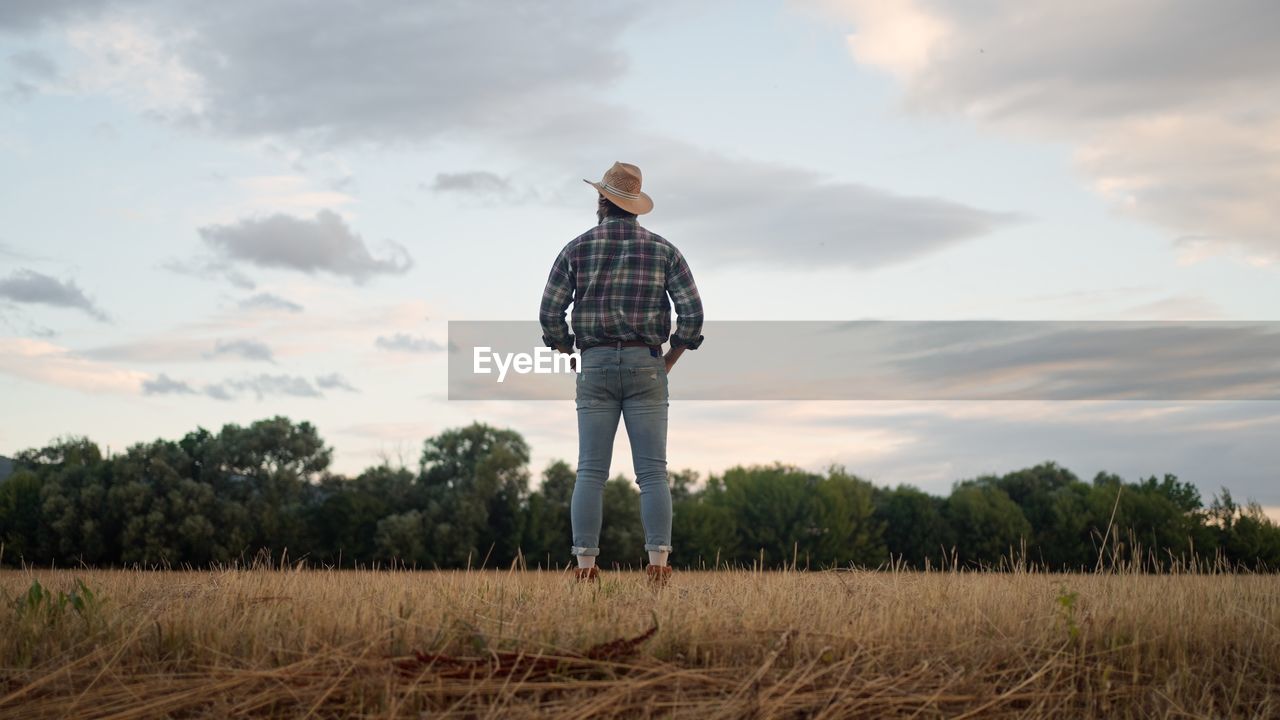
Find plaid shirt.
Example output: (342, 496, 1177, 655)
(540, 216, 704, 352)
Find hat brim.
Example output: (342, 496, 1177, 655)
(584, 178, 654, 215)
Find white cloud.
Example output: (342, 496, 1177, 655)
(219, 373, 320, 400)
(143, 372, 335, 400)
(83, 337, 214, 363)
(237, 292, 302, 313)
(501, 123, 1019, 269)
(63, 17, 205, 117)
(161, 256, 256, 290)
(815, 0, 1280, 263)
(0, 269, 109, 321)
(8, 49, 58, 81)
(197, 209, 411, 283)
(427, 171, 548, 205)
(142, 373, 194, 395)
(315, 372, 357, 392)
(826, 0, 947, 78)
(0, 337, 145, 394)
(0, 1, 115, 33)
(205, 338, 274, 363)
(235, 175, 355, 212)
(375, 333, 445, 354)
(637, 137, 1019, 269)
(26, 0, 1013, 270)
(85, 298, 433, 364)
(38, 0, 636, 145)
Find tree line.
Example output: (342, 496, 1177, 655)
(1, 416, 1277, 571)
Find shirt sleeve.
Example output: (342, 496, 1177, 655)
(539, 245, 576, 350)
(665, 247, 704, 350)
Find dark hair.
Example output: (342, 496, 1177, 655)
(598, 194, 637, 219)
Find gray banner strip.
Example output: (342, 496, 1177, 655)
(447, 321, 1280, 401)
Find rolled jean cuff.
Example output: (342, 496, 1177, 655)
(644, 543, 674, 552)
(570, 546, 600, 557)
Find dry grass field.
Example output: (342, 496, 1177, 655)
(1, 565, 1277, 718)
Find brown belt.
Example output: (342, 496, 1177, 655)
(585, 339, 661, 352)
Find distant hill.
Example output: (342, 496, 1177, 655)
(0, 456, 13, 482)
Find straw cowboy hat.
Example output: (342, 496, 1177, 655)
(584, 161, 654, 215)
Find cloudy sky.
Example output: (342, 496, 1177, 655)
(2, 1, 1278, 512)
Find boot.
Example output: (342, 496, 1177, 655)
(574, 566, 599, 583)
(646, 564, 672, 589)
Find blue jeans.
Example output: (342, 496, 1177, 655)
(570, 345, 673, 558)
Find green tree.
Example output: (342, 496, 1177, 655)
(945, 482, 1032, 565)
(1088, 472, 1215, 568)
(303, 464, 417, 567)
(986, 462, 1093, 567)
(1210, 489, 1280, 569)
(419, 423, 530, 568)
(671, 472, 737, 569)
(6, 415, 1279, 574)
(806, 466, 884, 568)
(875, 484, 952, 568)
(707, 464, 814, 568)
(0, 470, 46, 562)
(220, 417, 331, 558)
(695, 464, 883, 569)
(375, 510, 428, 567)
(669, 468, 699, 503)
(522, 460, 575, 568)
(23, 438, 117, 565)
(1040, 481, 1093, 569)
(598, 474, 645, 569)
(108, 439, 224, 566)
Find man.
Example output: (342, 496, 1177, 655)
(539, 161, 704, 589)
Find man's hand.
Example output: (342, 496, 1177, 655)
(663, 347, 684, 374)
(557, 345, 577, 372)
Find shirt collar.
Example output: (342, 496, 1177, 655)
(599, 216, 638, 226)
